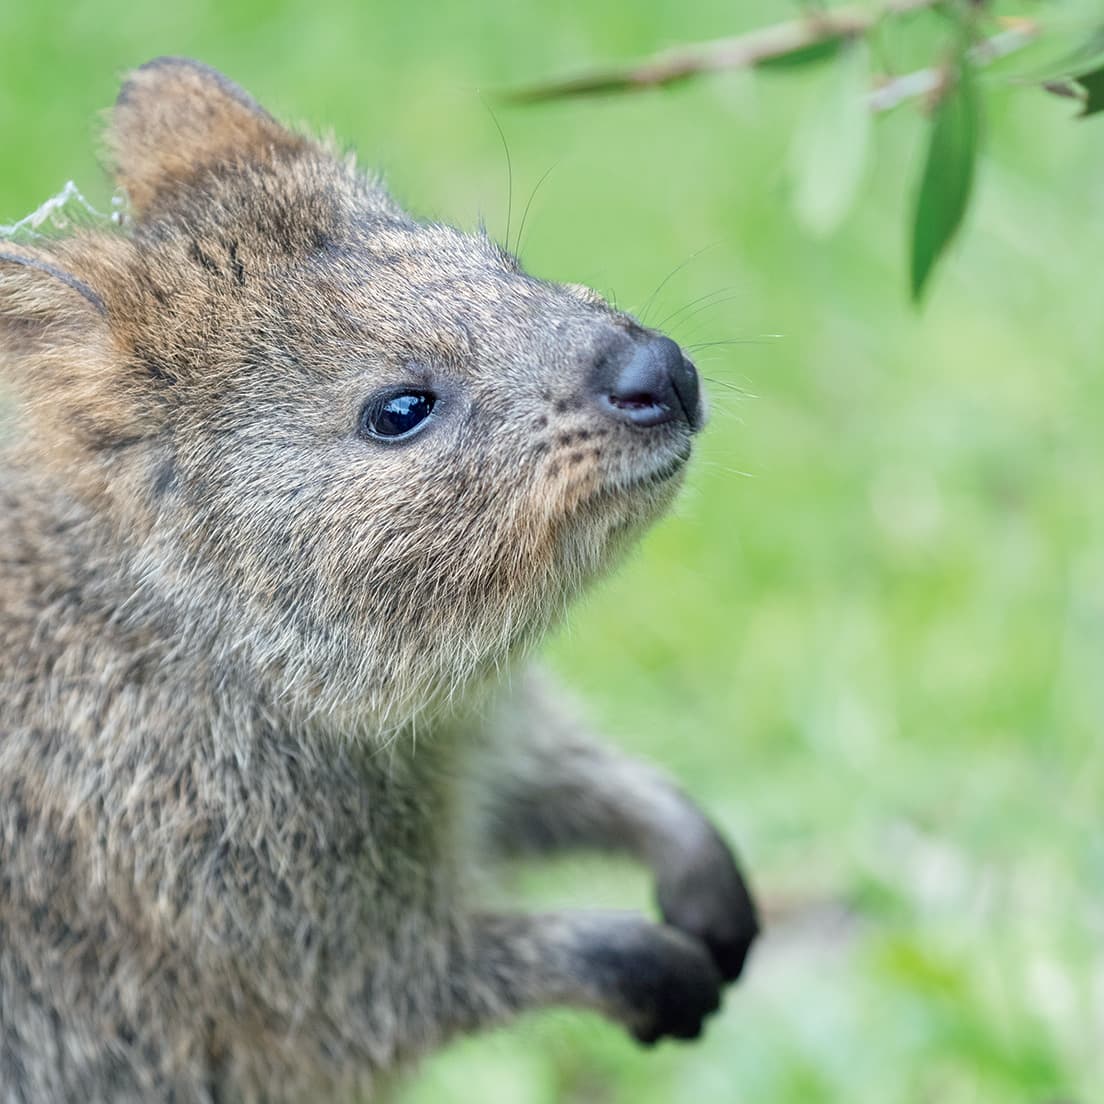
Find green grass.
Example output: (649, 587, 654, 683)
(3, 3, 1101, 1101)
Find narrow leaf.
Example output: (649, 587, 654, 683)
(910, 55, 979, 302)
(789, 40, 872, 237)
(1076, 64, 1104, 115)
(755, 36, 845, 71)
(983, 22, 1104, 83)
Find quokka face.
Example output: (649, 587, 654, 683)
(0, 58, 704, 725)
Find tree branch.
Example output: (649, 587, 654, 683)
(503, 0, 944, 102)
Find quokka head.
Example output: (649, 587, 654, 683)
(0, 58, 705, 726)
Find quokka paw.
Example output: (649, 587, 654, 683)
(580, 919, 724, 1046)
(657, 827, 760, 983)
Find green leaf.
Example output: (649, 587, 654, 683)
(909, 55, 979, 302)
(983, 17, 1104, 85)
(789, 40, 872, 237)
(1076, 64, 1104, 115)
(755, 36, 845, 71)
(1047, 26, 1104, 80)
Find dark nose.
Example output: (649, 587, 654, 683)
(593, 336, 701, 430)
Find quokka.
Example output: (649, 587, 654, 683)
(0, 58, 758, 1103)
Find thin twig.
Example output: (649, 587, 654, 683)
(503, 0, 942, 102)
(868, 26, 1038, 112)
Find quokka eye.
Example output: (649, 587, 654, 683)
(359, 391, 437, 441)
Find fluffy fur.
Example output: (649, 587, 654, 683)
(0, 58, 758, 1102)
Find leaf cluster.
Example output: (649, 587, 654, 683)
(508, 1, 1104, 303)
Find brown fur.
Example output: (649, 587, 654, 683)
(0, 58, 757, 1102)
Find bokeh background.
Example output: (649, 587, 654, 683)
(2, 2, 1101, 1101)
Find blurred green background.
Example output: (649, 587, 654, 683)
(2, 2, 1101, 1102)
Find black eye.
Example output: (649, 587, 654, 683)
(359, 391, 436, 441)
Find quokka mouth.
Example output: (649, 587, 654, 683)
(615, 447, 692, 494)
(643, 450, 691, 485)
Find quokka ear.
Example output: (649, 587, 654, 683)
(108, 57, 310, 216)
(0, 244, 107, 356)
(0, 241, 160, 453)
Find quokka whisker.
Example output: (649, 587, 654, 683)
(636, 241, 720, 325)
